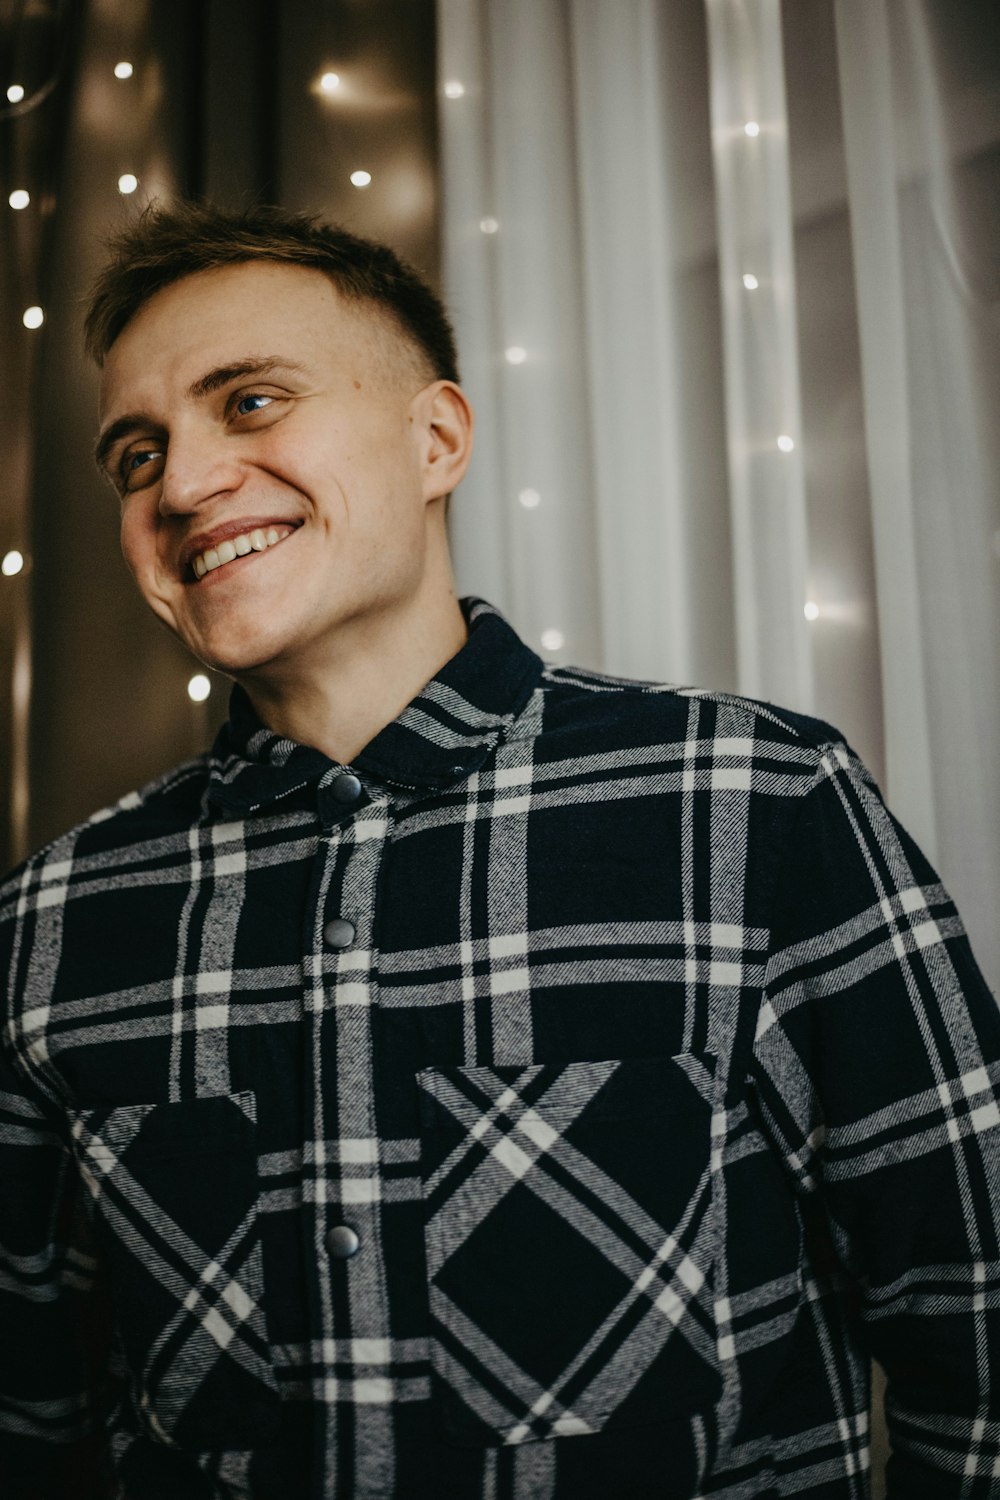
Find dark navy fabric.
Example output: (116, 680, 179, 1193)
(2, 597, 999, 1499)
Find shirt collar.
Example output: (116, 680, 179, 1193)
(205, 597, 543, 815)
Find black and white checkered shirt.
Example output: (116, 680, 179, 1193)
(2, 596, 999, 1500)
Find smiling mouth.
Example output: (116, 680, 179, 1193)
(189, 524, 298, 581)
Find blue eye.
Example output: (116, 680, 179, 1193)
(235, 393, 273, 416)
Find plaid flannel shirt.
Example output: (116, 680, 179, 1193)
(2, 595, 999, 1500)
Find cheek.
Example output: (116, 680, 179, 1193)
(119, 506, 161, 586)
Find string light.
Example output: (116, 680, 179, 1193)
(479, 217, 499, 235)
(187, 674, 211, 703)
(6, 84, 24, 103)
(444, 81, 465, 99)
(1, 551, 25, 577)
(518, 488, 541, 509)
(803, 601, 819, 622)
(744, 120, 760, 137)
(22, 306, 44, 329)
(113, 61, 133, 79)
(541, 629, 565, 652)
(320, 72, 340, 93)
(350, 170, 372, 188)
(505, 346, 527, 365)
(8, 189, 30, 210)
(118, 173, 138, 194)
(776, 434, 795, 453)
(742, 273, 759, 290)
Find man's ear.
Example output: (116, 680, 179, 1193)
(414, 380, 474, 502)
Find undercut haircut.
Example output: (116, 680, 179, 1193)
(83, 199, 460, 386)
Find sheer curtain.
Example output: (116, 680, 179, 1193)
(436, 0, 1000, 993)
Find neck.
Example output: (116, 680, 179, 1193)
(237, 580, 469, 767)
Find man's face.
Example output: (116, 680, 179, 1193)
(97, 261, 446, 682)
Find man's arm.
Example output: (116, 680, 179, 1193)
(752, 742, 1000, 1495)
(0, 1043, 113, 1499)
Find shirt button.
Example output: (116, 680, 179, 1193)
(325, 1224, 360, 1259)
(323, 918, 356, 949)
(331, 772, 362, 804)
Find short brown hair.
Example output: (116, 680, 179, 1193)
(84, 199, 460, 384)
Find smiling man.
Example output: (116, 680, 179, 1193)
(2, 201, 1000, 1500)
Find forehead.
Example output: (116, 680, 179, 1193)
(98, 261, 385, 415)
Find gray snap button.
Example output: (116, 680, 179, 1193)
(323, 918, 356, 950)
(332, 773, 362, 804)
(325, 1224, 360, 1260)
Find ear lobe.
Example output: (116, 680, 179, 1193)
(419, 381, 474, 502)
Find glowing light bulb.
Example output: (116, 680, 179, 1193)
(350, 169, 372, 188)
(803, 601, 820, 622)
(505, 346, 527, 365)
(8, 189, 29, 210)
(6, 84, 24, 103)
(1, 550, 25, 577)
(518, 488, 541, 509)
(744, 120, 760, 137)
(444, 80, 465, 99)
(742, 273, 759, 290)
(187, 674, 211, 703)
(777, 434, 795, 453)
(114, 61, 133, 79)
(320, 71, 341, 93)
(479, 216, 499, 234)
(541, 629, 565, 652)
(22, 306, 44, 329)
(118, 173, 139, 194)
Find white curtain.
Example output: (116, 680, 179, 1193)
(436, 0, 1000, 995)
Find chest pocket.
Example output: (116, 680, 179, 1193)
(69, 1091, 279, 1450)
(416, 1055, 721, 1448)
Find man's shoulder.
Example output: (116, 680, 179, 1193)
(535, 659, 852, 764)
(0, 753, 213, 908)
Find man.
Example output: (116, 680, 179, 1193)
(1, 201, 998, 1500)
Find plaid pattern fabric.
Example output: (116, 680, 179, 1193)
(2, 595, 999, 1500)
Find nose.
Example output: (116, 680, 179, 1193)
(157, 426, 244, 516)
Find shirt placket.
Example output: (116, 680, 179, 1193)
(302, 769, 395, 1500)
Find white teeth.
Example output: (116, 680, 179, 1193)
(190, 524, 295, 579)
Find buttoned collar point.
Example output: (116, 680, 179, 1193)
(205, 596, 544, 816)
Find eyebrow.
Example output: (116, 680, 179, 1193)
(93, 355, 310, 474)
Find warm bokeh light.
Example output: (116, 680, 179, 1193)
(22, 306, 44, 329)
(742, 273, 759, 290)
(744, 120, 760, 137)
(187, 674, 211, 703)
(8, 189, 30, 211)
(118, 173, 139, 195)
(114, 61, 134, 79)
(541, 629, 565, 652)
(777, 434, 795, 453)
(350, 169, 372, 188)
(6, 84, 25, 103)
(320, 72, 341, 93)
(444, 81, 466, 99)
(1, 551, 25, 577)
(804, 601, 820, 622)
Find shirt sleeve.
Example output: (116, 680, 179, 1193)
(0, 1041, 114, 1499)
(751, 742, 1000, 1496)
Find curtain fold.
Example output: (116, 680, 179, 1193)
(438, 0, 999, 991)
(834, 0, 1000, 984)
